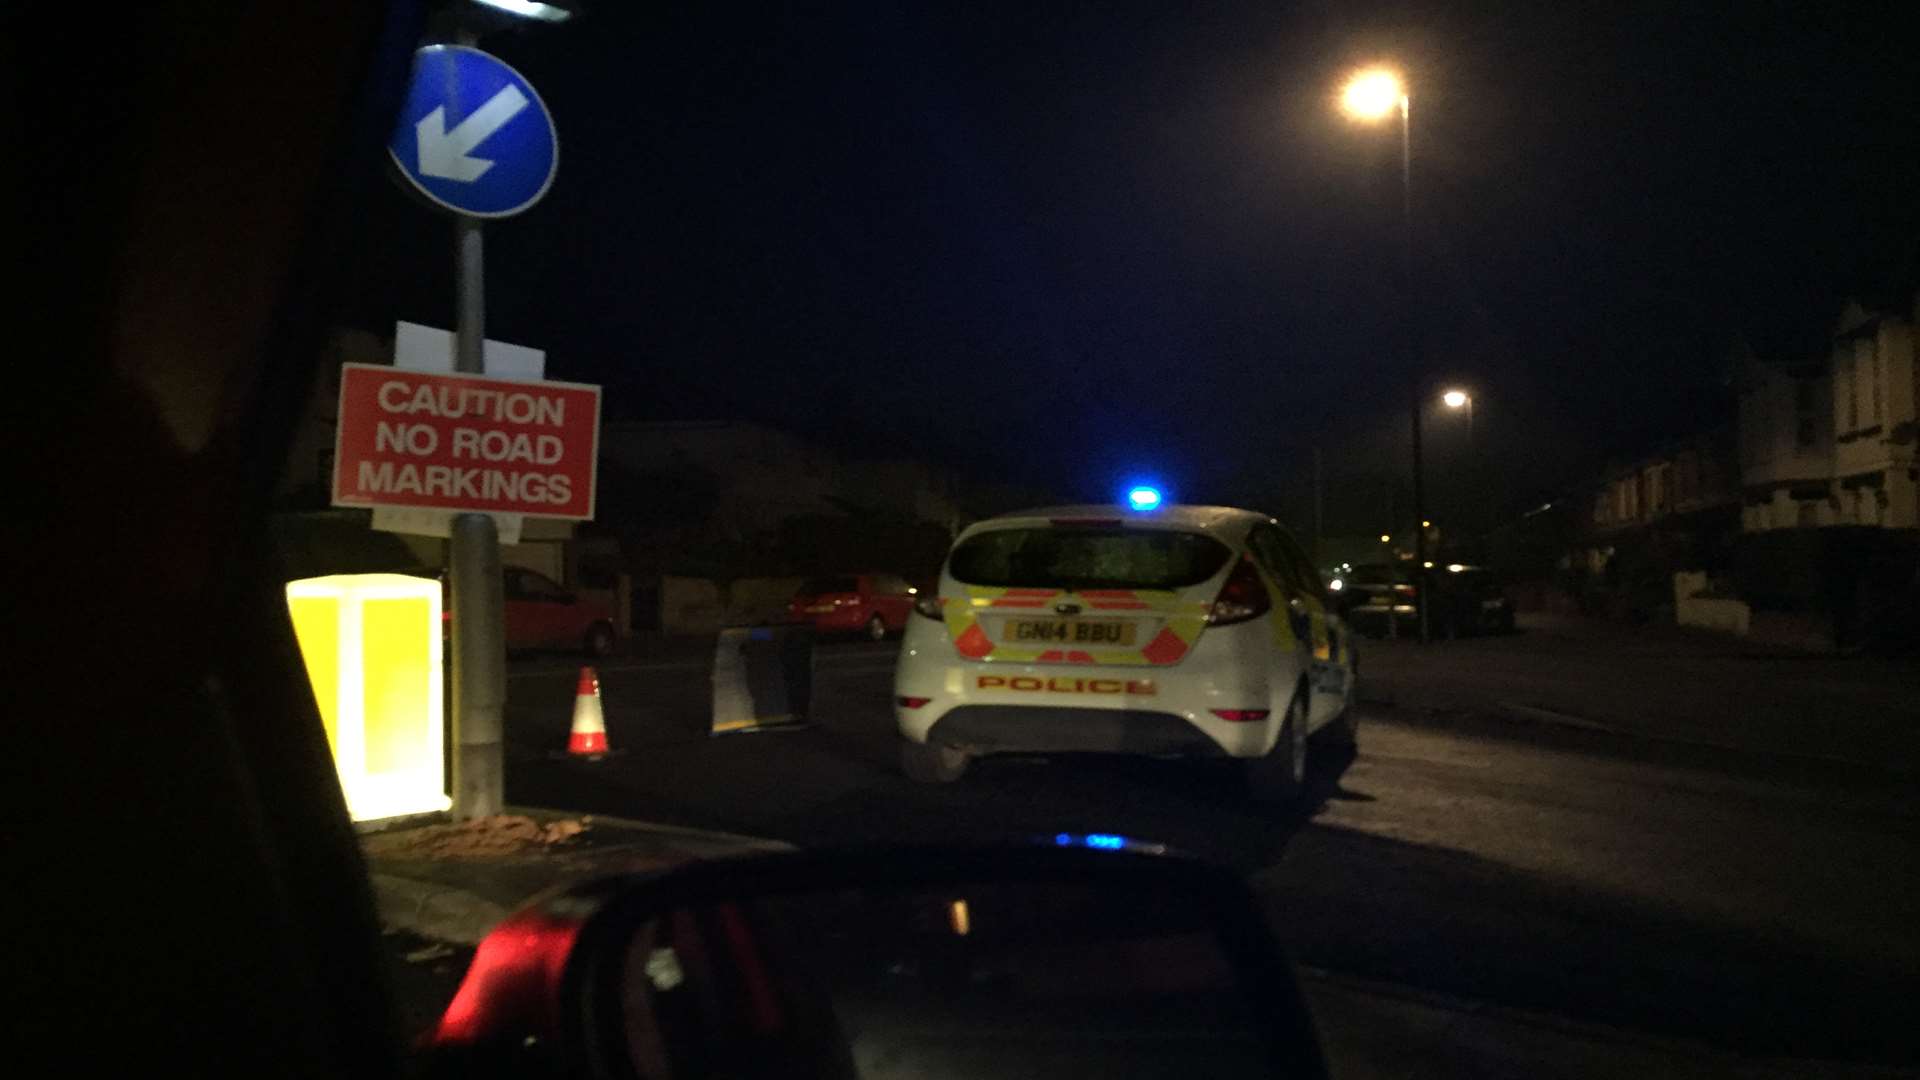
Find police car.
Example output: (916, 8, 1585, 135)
(893, 502, 1358, 800)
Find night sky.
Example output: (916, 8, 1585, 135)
(343, 1, 1920, 533)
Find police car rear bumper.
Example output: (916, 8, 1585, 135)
(925, 705, 1225, 757)
(894, 613, 1293, 758)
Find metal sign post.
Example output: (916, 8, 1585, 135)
(386, 43, 560, 819)
(450, 217, 504, 818)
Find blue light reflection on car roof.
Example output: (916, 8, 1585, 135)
(1046, 832, 1167, 854)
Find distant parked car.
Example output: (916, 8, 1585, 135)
(788, 573, 918, 640)
(427, 565, 621, 657)
(1329, 561, 1513, 638)
(1426, 563, 1516, 637)
(1328, 562, 1417, 637)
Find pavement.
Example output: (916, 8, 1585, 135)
(369, 619, 1920, 1077)
(362, 807, 789, 944)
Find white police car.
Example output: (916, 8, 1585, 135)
(893, 503, 1358, 799)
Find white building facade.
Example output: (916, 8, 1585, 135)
(1739, 298, 1919, 533)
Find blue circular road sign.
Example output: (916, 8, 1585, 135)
(387, 45, 558, 219)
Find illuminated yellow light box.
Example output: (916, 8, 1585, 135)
(285, 574, 449, 822)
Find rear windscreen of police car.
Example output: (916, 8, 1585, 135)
(949, 527, 1232, 590)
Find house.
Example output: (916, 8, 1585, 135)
(1588, 428, 1741, 537)
(1554, 427, 1743, 620)
(588, 419, 979, 630)
(1732, 297, 1920, 648)
(1830, 300, 1919, 528)
(1738, 299, 1919, 532)
(1736, 341, 1837, 529)
(596, 419, 963, 543)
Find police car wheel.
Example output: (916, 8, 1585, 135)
(901, 739, 969, 783)
(1244, 693, 1308, 803)
(1322, 700, 1359, 750)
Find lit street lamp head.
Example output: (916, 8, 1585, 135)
(1341, 68, 1405, 121)
(1442, 389, 1470, 409)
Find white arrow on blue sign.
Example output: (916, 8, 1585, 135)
(388, 45, 558, 219)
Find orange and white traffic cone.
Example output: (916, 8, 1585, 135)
(566, 666, 610, 758)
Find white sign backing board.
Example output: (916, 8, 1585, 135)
(370, 321, 548, 543)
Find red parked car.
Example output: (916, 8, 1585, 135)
(434, 566, 620, 657)
(503, 566, 621, 656)
(788, 573, 918, 640)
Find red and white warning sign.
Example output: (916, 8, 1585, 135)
(331, 363, 601, 520)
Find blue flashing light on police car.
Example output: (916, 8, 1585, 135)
(1052, 832, 1140, 851)
(1125, 486, 1162, 512)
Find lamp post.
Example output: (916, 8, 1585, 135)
(1341, 67, 1427, 641)
(1442, 388, 1480, 537)
(1442, 388, 1473, 439)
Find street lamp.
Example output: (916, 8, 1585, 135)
(1340, 69, 1404, 121)
(1339, 65, 1426, 641)
(1442, 388, 1479, 535)
(1442, 387, 1474, 442)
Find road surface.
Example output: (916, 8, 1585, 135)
(479, 631, 1919, 1069)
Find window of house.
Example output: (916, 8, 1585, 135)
(1863, 340, 1881, 426)
(1837, 356, 1856, 432)
(1614, 477, 1638, 522)
(1794, 379, 1818, 448)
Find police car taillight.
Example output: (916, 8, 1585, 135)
(1206, 558, 1270, 626)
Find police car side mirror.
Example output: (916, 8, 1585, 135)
(422, 848, 1330, 1080)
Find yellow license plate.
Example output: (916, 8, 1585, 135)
(1003, 618, 1137, 645)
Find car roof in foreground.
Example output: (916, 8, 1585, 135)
(971, 504, 1266, 535)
